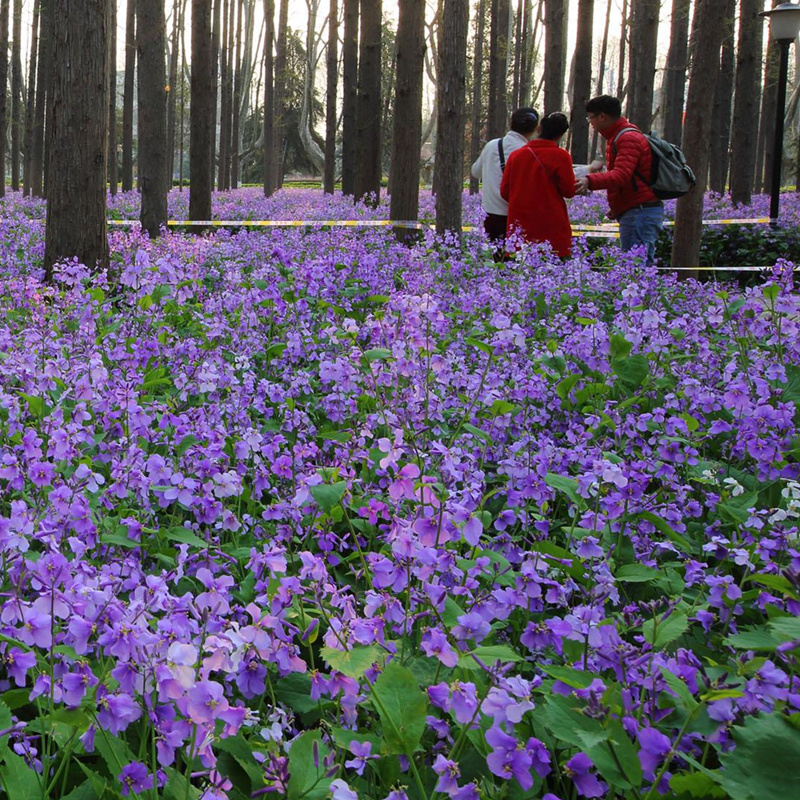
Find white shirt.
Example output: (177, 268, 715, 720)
(471, 131, 530, 215)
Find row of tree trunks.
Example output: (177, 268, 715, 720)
(708, 0, 736, 194)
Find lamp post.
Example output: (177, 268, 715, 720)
(761, 3, 800, 226)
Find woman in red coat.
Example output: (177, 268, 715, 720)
(500, 112, 576, 258)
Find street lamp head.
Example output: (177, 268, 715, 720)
(761, 2, 800, 42)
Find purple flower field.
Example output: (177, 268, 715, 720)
(0, 189, 799, 800)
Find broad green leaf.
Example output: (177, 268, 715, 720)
(310, 481, 347, 514)
(320, 645, 384, 678)
(0, 751, 40, 800)
(94, 731, 136, 779)
(362, 348, 393, 362)
(165, 528, 209, 549)
(274, 674, 324, 716)
(615, 564, 660, 583)
(162, 767, 201, 800)
(464, 337, 493, 355)
(768, 616, 800, 641)
(370, 661, 428, 755)
(545, 472, 583, 508)
(556, 373, 581, 401)
(609, 334, 633, 360)
(286, 731, 333, 800)
(607, 719, 643, 788)
(717, 713, 800, 800)
(541, 665, 596, 689)
(458, 645, 523, 670)
(612, 354, 649, 388)
(745, 574, 798, 599)
(670, 772, 727, 799)
(176, 435, 198, 457)
(724, 628, 779, 652)
(644, 611, 688, 649)
(62, 779, 100, 800)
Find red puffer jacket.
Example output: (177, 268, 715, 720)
(586, 117, 659, 218)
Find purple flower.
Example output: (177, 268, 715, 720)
(97, 691, 142, 735)
(637, 726, 672, 775)
(187, 680, 229, 725)
(451, 682, 479, 723)
(119, 762, 153, 796)
(565, 752, 607, 798)
(344, 740, 377, 776)
(486, 726, 534, 790)
(421, 628, 459, 667)
(433, 754, 460, 795)
(3, 648, 37, 687)
(452, 612, 491, 644)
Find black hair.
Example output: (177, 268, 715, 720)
(585, 95, 622, 118)
(539, 112, 569, 140)
(510, 107, 540, 135)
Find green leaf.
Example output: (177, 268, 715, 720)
(745, 573, 798, 599)
(724, 628, 779, 652)
(541, 665, 596, 688)
(615, 564, 660, 583)
(607, 719, 643, 788)
(659, 666, 698, 712)
(165, 527, 209, 549)
(670, 772, 727, 799)
(309, 481, 347, 514)
(609, 334, 633, 360)
(362, 348, 393, 363)
(464, 337, 493, 355)
(175, 435, 198, 457)
(644, 611, 688, 649)
(274, 674, 324, 715)
(612, 354, 650, 388)
(370, 661, 428, 755)
(286, 731, 332, 800)
(545, 472, 584, 508)
(0, 751, 40, 800)
(717, 713, 800, 800)
(94, 731, 136, 779)
(463, 423, 491, 442)
(319, 645, 384, 678)
(62, 779, 100, 800)
(215, 735, 264, 786)
(162, 767, 201, 800)
(458, 645, 523, 670)
(265, 342, 287, 359)
(632, 510, 693, 553)
(556, 373, 581, 402)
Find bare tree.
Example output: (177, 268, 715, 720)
(166, 0, 181, 185)
(708, 0, 736, 194)
(300, 0, 325, 175)
(390, 0, 425, 240)
(627, 0, 659, 132)
(354, 0, 382, 202)
(0, 0, 9, 197)
(190, 0, 214, 219)
(570, 0, 593, 164)
(262, 0, 277, 195)
(729, 0, 763, 205)
(435, 0, 468, 236)
(544, 0, 567, 114)
(487, 0, 510, 137)
(218, 0, 230, 188)
(590, 0, 612, 160)
(469, 0, 487, 195)
(45, 0, 109, 277)
(662, 0, 690, 145)
(341, 0, 358, 195)
(138, 0, 168, 237)
(23, 0, 41, 196)
(31, 0, 50, 197)
(108, 0, 118, 194)
(758, 28, 779, 194)
(11, 0, 21, 191)
(671, 0, 727, 269)
(273, 0, 289, 188)
(122, 0, 136, 191)
(323, 0, 338, 193)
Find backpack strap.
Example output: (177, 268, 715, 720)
(497, 137, 506, 172)
(611, 127, 649, 189)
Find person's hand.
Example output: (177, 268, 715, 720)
(575, 176, 590, 195)
(588, 159, 604, 174)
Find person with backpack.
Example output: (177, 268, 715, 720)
(471, 108, 540, 256)
(575, 95, 667, 265)
(500, 112, 576, 258)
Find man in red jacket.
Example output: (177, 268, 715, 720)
(575, 95, 664, 265)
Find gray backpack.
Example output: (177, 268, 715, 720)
(613, 128, 696, 200)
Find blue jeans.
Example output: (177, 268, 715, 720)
(618, 204, 664, 265)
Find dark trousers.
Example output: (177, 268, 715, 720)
(483, 213, 508, 262)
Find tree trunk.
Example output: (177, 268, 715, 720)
(300, 0, 325, 176)
(138, 0, 168, 237)
(23, 0, 40, 196)
(262, 0, 276, 196)
(518, 0, 533, 107)
(45, 0, 109, 277)
(590, 0, 612, 161)
(570, 0, 593, 164)
(729, 0, 763, 205)
(31, 0, 50, 197)
(708, 0, 736, 194)
(179, 8, 186, 190)
(662, 0, 690, 146)
(341, 0, 358, 195)
(122, 0, 136, 191)
(543, 0, 567, 114)
(487, 0, 510, 137)
(671, 0, 727, 270)
(231, 0, 243, 187)
(108, 0, 118, 195)
(190, 0, 214, 219)
(273, 0, 289, 189)
(390, 0, 425, 240)
(616, 0, 627, 99)
(511, 0, 522, 109)
(11, 0, 21, 191)
(627, 0, 659, 132)
(758, 32, 779, 194)
(435, 0, 468, 236)
(166, 0, 181, 186)
(355, 0, 381, 202)
(211, 0, 222, 177)
(0, 0, 9, 198)
(469, 0, 487, 195)
(218, 0, 229, 188)
(323, 0, 338, 193)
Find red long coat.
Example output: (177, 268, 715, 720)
(500, 139, 576, 258)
